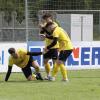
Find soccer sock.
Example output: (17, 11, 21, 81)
(36, 73, 43, 80)
(44, 63, 51, 76)
(35, 67, 43, 80)
(32, 74, 36, 80)
(52, 63, 59, 77)
(32, 73, 36, 77)
(35, 67, 40, 73)
(59, 64, 68, 80)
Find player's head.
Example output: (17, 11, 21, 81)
(8, 48, 18, 58)
(42, 13, 53, 23)
(8, 48, 15, 54)
(45, 22, 56, 33)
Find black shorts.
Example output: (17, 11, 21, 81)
(43, 49, 58, 60)
(22, 56, 33, 78)
(59, 50, 73, 62)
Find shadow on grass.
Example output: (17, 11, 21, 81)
(0, 80, 54, 83)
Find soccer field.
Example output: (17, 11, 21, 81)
(0, 70, 100, 100)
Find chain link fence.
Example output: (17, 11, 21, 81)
(0, 0, 100, 42)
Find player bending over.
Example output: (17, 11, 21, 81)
(44, 22, 73, 81)
(39, 13, 60, 80)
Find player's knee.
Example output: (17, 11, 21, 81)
(57, 60, 63, 65)
(27, 75, 33, 81)
(32, 61, 39, 68)
(44, 60, 48, 64)
(33, 65, 38, 69)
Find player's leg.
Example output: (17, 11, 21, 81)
(43, 50, 52, 79)
(22, 66, 36, 81)
(51, 61, 59, 81)
(58, 60, 68, 81)
(43, 58, 51, 78)
(51, 49, 59, 81)
(31, 60, 43, 80)
(32, 60, 40, 73)
(58, 50, 73, 81)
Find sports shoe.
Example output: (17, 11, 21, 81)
(62, 78, 69, 82)
(44, 76, 52, 80)
(36, 73, 43, 80)
(49, 77, 55, 81)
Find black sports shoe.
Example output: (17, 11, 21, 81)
(36, 73, 43, 80)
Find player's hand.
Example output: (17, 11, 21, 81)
(39, 23, 45, 28)
(43, 48, 49, 53)
(39, 34, 46, 40)
(42, 51, 46, 54)
(39, 34, 45, 37)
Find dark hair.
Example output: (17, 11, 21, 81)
(42, 13, 52, 19)
(45, 22, 54, 28)
(8, 48, 15, 54)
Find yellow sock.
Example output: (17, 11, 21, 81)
(44, 63, 51, 75)
(35, 67, 40, 73)
(52, 63, 59, 77)
(32, 73, 36, 77)
(32, 73, 36, 80)
(59, 64, 68, 80)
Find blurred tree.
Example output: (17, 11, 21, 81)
(43, 0, 85, 10)
(91, 0, 100, 9)
(42, 0, 100, 10)
(84, 0, 93, 9)
(27, 0, 45, 22)
(0, 0, 15, 24)
(0, 0, 100, 24)
(0, 0, 25, 24)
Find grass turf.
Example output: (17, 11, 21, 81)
(0, 69, 100, 100)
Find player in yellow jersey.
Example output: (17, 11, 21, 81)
(44, 22, 73, 81)
(39, 13, 60, 80)
(5, 48, 43, 81)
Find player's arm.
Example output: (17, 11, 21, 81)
(46, 37, 58, 49)
(39, 25, 47, 34)
(20, 49, 43, 56)
(46, 28, 59, 49)
(40, 27, 51, 35)
(27, 52, 43, 56)
(5, 66, 12, 81)
(40, 27, 45, 34)
(46, 34, 53, 39)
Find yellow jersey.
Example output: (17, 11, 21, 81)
(44, 21, 59, 49)
(8, 48, 30, 68)
(53, 27, 73, 51)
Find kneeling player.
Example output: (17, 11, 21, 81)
(5, 48, 43, 81)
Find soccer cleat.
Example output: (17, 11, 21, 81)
(44, 75, 52, 80)
(49, 77, 55, 81)
(36, 73, 43, 80)
(62, 78, 69, 82)
(44, 76, 49, 80)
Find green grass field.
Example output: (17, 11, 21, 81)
(0, 69, 100, 100)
